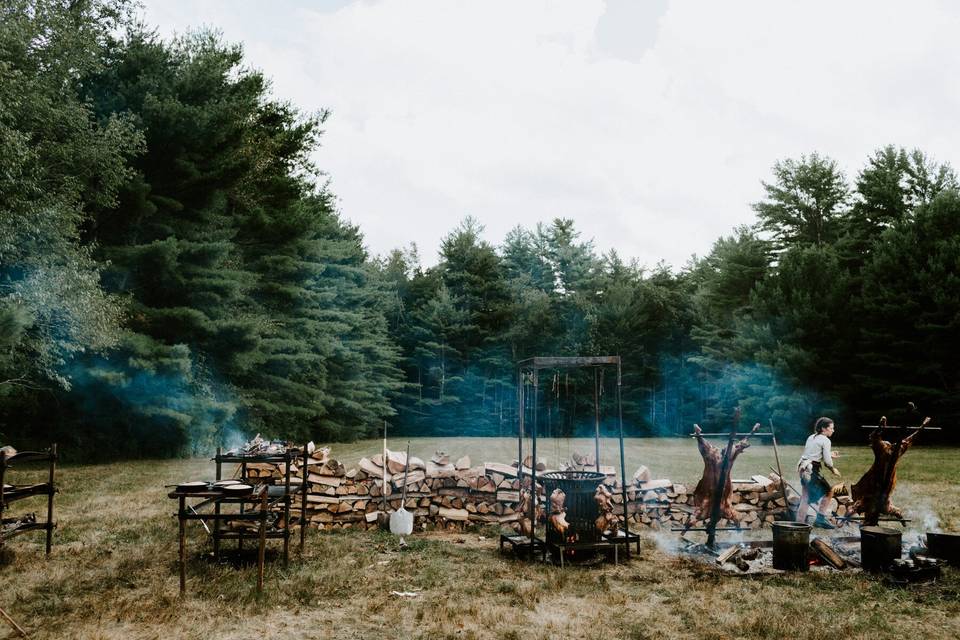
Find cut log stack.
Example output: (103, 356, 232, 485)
(245, 451, 802, 532)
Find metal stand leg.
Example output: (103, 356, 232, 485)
(257, 493, 267, 593)
(178, 496, 186, 595)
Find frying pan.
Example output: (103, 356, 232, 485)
(176, 481, 209, 493)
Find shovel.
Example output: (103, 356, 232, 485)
(390, 443, 414, 541)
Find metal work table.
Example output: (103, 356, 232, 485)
(0, 444, 57, 555)
(169, 485, 271, 594)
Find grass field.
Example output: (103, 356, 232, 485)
(1, 438, 958, 639)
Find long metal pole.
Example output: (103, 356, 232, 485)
(706, 410, 739, 548)
(178, 496, 186, 595)
(381, 421, 388, 523)
(300, 442, 308, 552)
(594, 368, 601, 473)
(213, 447, 221, 560)
(768, 420, 790, 518)
(517, 367, 523, 494)
(46, 443, 56, 555)
(530, 371, 538, 548)
(617, 360, 630, 559)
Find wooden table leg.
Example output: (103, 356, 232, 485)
(257, 493, 267, 593)
(178, 496, 186, 595)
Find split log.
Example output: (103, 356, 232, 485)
(358, 457, 391, 480)
(385, 449, 408, 474)
(484, 462, 518, 478)
(632, 465, 651, 484)
(392, 470, 426, 488)
(716, 546, 740, 565)
(425, 461, 457, 478)
(497, 490, 520, 503)
(637, 479, 672, 491)
(438, 507, 469, 521)
(810, 538, 845, 569)
(309, 473, 342, 487)
(454, 455, 471, 470)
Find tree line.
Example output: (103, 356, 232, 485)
(1, 1, 957, 458)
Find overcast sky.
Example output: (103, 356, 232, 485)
(139, 0, 960, 268)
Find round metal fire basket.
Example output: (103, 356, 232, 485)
(541, 470, 606, 549)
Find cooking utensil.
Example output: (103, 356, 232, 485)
(926, 532, 960, 564)
(176, 481, 210, 493)
(220, 483, 254, 497)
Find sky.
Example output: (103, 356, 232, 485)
(139, 0, 960, 268)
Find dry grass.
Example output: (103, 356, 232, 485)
(1, 439, 958, 639)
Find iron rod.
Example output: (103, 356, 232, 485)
(178, 496, 186, 594)
(768, 421, 790, 519)
(45, 443, 55, 555)
(530, 371, 538, 548)
(688, 432, 773, 437)
(301, 442, 308, 552)
(283, 448, 291, 567)
(617, 359, 630, 560)
(214, 447, 222, 559)
(594, 368, 600, 474)
(257, 491, 267, 593)
(860, 425, 941, 430)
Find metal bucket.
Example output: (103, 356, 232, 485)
(541, 471, 606, 551)
(772, 522, 811, 571)
(925, 532, 960, 565)
(861, 526, 901, 572)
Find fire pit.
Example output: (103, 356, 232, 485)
(541, 471, 606, 553)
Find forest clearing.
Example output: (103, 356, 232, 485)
(1, 439, 958, 640)
(4, 2, 960, 639)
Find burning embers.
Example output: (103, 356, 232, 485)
(225, 433, 293, 457)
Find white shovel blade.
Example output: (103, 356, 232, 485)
(390, 507, 414, 536)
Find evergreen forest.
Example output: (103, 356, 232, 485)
(2, 1, 958, 458)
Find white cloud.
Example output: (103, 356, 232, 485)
(140, 0, 960, 267)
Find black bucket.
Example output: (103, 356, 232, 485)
(772, 522, 811, 571)
(925, 532, 960, 565)
(541, 471, 606, 551)
(861, 526, 901, 572)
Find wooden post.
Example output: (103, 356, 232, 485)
(213, 447, 221, 560)
(238, 461, 246, 554)
(300, 442, 307, 552)
(45, 444, 56, 555)
(257, 491, 267, 593)
(283, 450, 291, 567)
(178, 495, 186, 595)
(0, 448, 6, 554)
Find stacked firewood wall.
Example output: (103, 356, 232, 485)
(244, 452, 805, 532)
